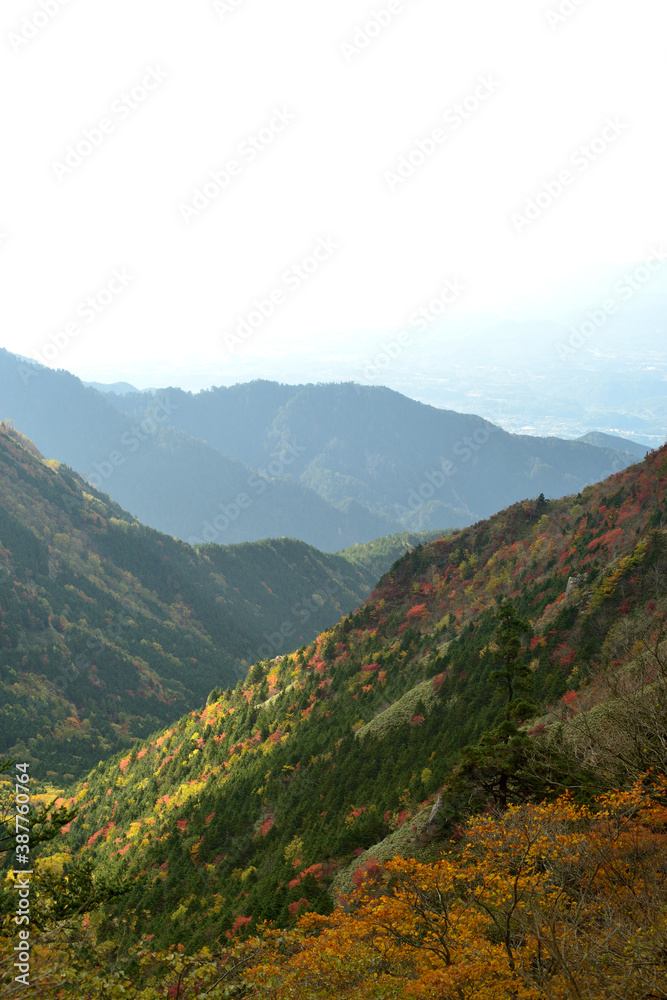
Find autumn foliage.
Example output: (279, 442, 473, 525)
(244, 774, 667, 999)
(4, 776, 662, 998)
(3, 446, 667, 997)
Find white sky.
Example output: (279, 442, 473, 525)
(1, 0, 666, 388)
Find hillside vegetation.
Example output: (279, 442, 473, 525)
(4, 444, 663, 997)
(0, 422, 432, 782)
(335, 528, 445, 579)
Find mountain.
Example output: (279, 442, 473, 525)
(54, 442, 667, 954)
(0, 350, 396, 549)
(0, 421, 433, 782)
(1, 352, 640, 548)
(576, 430, 649, 460)
(84, 381, 144, 395)
(101, 280, 667, 446)
(103, 378, 639, 532)
(335, 528, 445, 580)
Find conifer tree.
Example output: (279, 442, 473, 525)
(491, 601, 534, 723)
(445, 603, 536, 812)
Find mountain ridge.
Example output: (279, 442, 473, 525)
(87, 374, 642, 530)
(0, 352, 396, 550)
(1, 351, 640, 547)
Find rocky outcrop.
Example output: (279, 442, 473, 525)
(427, 794, 443, 837)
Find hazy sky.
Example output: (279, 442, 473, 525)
(1, 0, 665, 388)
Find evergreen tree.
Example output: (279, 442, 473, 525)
(491, 601, 534, 722)
(446, 603, 535, 812)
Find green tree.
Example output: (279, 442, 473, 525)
(491, 602, 534, 722)
(444, 605, 601, 818)
(445, 604, 535, 813)
(0, 757, 78, 862)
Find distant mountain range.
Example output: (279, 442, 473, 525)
(104, 378, 643, 531)
(84, 380, 149, 396)
(77, 280, 667, 446)
(575, 431, 648, 460)
(0, 349, 642, 549)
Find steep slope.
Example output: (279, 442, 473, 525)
(111, 380, 639, 531)
(0, 423, 410, 781)
(59, 445, 667, 948)
(0, 350, 395, 549)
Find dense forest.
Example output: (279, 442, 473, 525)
(0, 422, 436, 781)
(1, 441, 664, 997)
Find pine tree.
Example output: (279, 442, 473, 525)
(445, 603, 536, 812)
(491, 601, 534, 722)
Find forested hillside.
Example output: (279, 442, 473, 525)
(0, 422, 427, 781)
(9, 443, 663, 997)
(335, 528, 445, 579)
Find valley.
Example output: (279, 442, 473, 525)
(1, 425, 664, 996)
(0, 421, 439, 781)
